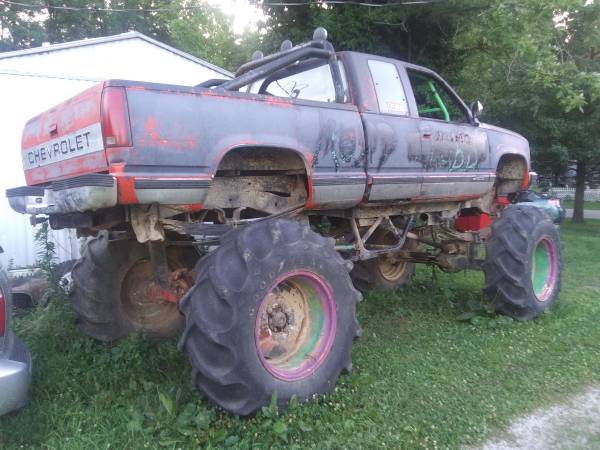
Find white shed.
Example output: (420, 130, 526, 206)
(0, 32, 232, 268)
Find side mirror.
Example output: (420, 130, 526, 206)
(529, 171, 539, 187)
(0, 245, 3, 254)
(470, 100, 484, 119)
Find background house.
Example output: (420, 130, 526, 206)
(0, 31, 232, 268)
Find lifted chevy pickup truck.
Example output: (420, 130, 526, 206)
(6, 28, 562, 415)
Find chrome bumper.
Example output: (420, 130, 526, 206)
(6, 174, 117, 215)
(0, 334, 32, 416)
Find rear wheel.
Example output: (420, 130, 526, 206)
(70, 233, 197, 342)
(179, 219, 361, 415)
(351, 233, 417, 292)
(483, 205, 562, 320)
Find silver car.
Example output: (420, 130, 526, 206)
(0, 245, 32, 416)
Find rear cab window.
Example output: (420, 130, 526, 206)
(248, 60, 349, 104)
(367, 60, 409, 116)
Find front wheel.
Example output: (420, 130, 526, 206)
(179, 219, 361, 415)
(483, 205, 563, 320)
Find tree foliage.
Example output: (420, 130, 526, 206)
(0, 0, 249, 70)
(167, 0, 260, 71)
(450, 0, 599, 220)
(260, 1, 463, 70)
(0, 1, 46, 51)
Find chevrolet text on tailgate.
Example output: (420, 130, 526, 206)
(23, 124, 101, 170)
(6, 28, 563, 415)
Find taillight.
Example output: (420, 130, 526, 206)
(0, 289, 5, 337)
(521, 168, 530, 190)
(549, 199, 561, 207)
(101, 86, 131, 147)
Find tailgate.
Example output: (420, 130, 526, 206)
(21, 83, 107, 185)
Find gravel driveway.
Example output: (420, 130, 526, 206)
(473, 386, 600, 450)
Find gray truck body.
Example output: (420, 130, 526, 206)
(6, 51, 529, 223)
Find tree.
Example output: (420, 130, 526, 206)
(99, 0, 173, 41)
(0, 0, 246, 72)
(167, 0, 257, 72)
(260, 0, 464, 70)
(451, 0, 600, 222)
(0, 1, 46, 51)
(43, 0, 105, 43)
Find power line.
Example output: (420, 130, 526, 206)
(262, 1, 446, 6)
(0, 68, 102, 82)
(0, 0, 197, 12)
(0, 0, 446, 13)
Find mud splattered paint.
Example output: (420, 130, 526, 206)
(313, 119, 359, 170)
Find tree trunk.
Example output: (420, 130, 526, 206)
(572, 159, 586, 223)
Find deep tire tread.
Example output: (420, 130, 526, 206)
(179, 219, 359, 415)
(483, 204, 563, 320)
(70, 234, 196, 342)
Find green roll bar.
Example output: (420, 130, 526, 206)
(413, 72, 451, 122)
(426, 80, 450, 121)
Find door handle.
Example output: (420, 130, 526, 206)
(420, 125, 433, 139)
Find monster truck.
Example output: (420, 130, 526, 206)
(6, 28, 562, 415)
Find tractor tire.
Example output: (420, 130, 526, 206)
(351, 234, 417, 293)
(71, 233, 197, 342)
(483, 204, 562, 320)
(179, 219, 361, 415)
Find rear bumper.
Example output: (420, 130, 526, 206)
(0, 334, 32, 416)
(6, 174, 117, 215)
(6, 173, 212, 217)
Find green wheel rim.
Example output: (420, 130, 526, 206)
(255, 270, 336, 381)
(531, 237, 557, 302)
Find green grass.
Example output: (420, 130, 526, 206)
(2, 221, 600, 449)
(563, 199, 600, 210)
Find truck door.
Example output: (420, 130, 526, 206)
(361, 58, 423, 201)
(405, 68, 493, 199)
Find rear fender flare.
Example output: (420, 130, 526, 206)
(210, 143, 314, 207)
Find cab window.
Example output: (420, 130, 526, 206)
(368, 60, 409, 115)
(407, 70, 468, 123)
(249, 60, 347, 103)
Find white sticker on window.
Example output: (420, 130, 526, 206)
(368, 60, 409, 116)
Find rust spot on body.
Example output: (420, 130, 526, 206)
(145, 117, 160, 142)
(110, 163, 138, 204)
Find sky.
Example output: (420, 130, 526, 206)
(205, 0, 266, 34)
